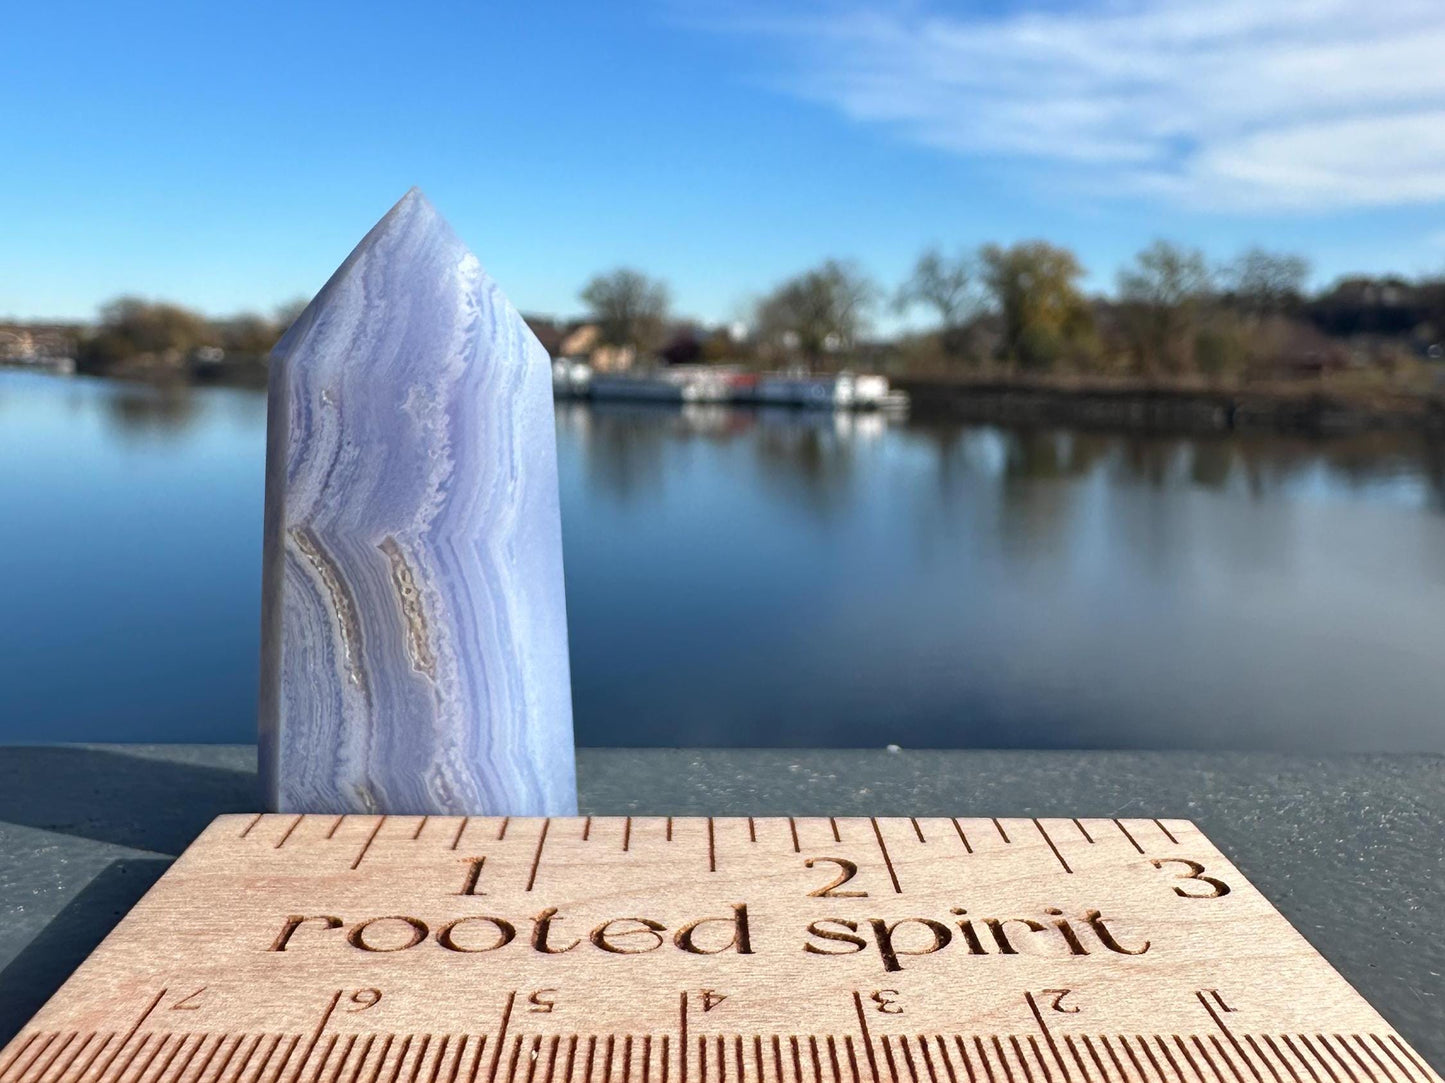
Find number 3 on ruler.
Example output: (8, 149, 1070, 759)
(1150, 858, 1231, 898)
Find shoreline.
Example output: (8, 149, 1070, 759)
(896, 373, 1445, 435)
(9, 362, 1445, 437)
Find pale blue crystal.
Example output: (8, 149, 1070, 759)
(259, 189, 577, 815)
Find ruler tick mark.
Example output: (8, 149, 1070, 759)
(1209, 1035, 1249, 1083)
(1384, 1035, 1430, 1082)
(1242, 1038, 1283, 1083)
(31, 1032, 78, 1082)
(963, 1039, 988, 1083)
(679, 995, 688, 1083)
(239, 815, 263, 839)
(286, 994, 342, 1083)
(106, 1031, 151, 1083)
(1279, 1038, 1319, 1083)
(1362, 1039, 1408, 1083)
(845, 1039, 862, 1083)
(91, 988, 166, 1083)
(1196, 993, 1255, 1083)
(238, 1034, 278, 1083)
(527, 821, 551, 892)
(1332, 1038, 1374, 1083)
(154, 1033, 196, 1083)
(1077, 1037, 1105, 1083)
(910, 819, 926, 843)
(275, 817, 304, 849)
(747, 818, 756, 843)
(485, 996, 515, 1083)
(1261, 1037, 1301, 1083)
(266, 1036, 304, 1083)
(305, 1033, 341, 1083)
(897, 1037, 919, 1083)
(991, 820, 1010, 844)
(1071, 819, 1094, 843)
(664, 817, 671, 842)
(583, 816, 592, 842)
(497, 819, 510, 842)
(1345, 1041, 1389, 1083)
(916, 1036, 940, 1083)
(179, 1034, 219, 1083)
(327, 1038, 359, 1083)
(1297, 1037, 1340, 1083)
(130, 1033, 171, 1083)
(408, 1038, 435, 1083)
(449, 819, 469, 851)
(870, 819, 902, 893)
(1064, 1035, 1093, 1083)
(852, 993, 881, 1083)
(1358, 1035, 1404, 1081)
(352, 819, 385, 870)
(1114, 1037, 1148, 1083)
(1024, 994, 1071, 1083)
(1033, 821, 1072, 874)
(1019, 1035, 1045, 1083)
(412, 818, 429, 841)
(789, 818, 801, 853)
(988, 1037, 1014, 1083)
(950, 819, 972, 853)
(623, 817, 632, 853)
(71, 1032, 116, 1083)
(1189, 1037, 1227, 1083)
(1151, 1036, 1186, 1083)
(1311, 1039, 1354, 1083)
(1154, 820, 1179, 844)
(829, 818, 841, 844)
(348, 1037, 379, 1083)
(581, 1038, 595, 1083)
(707, 819, 716, 873)
(1113, 821, 1143, 855)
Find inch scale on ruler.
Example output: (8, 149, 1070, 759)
(1, 816, 1438, 1083)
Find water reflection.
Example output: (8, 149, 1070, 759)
(3, 370, 1444, 750)
(560, 399, 1445, 515)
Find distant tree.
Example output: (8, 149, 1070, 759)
(1224, 248, 1310, 316)
(580, 268, 671, 356)
(216, 313, 279, 356)
(755, 260, 877, 365)
(896, 248, 980, 361)
(979, 241, 1094, 370)
(1117, 240, 1214, 374)
(78, 297, 216, 374)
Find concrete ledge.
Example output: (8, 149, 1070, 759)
(0, 745, 1439, 1067)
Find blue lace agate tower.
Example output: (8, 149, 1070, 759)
(259, 189, 576, 815)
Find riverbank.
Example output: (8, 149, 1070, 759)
(897, 373, 1445, 435)
(17, 363, 1445, 437)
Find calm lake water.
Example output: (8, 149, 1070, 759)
(3, 369, 1443, 750)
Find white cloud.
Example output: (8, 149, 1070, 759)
(716, 0, 1445, 211)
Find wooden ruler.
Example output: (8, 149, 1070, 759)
(2, 816, 1438, 1083)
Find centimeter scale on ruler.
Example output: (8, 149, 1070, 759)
(1, 816, 1438, 1083)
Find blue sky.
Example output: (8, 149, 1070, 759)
(4, 0, 1445, 326)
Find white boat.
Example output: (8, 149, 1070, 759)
(552, 361, 908, 413)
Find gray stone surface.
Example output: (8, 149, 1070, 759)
(0, 745, 1439, 1069)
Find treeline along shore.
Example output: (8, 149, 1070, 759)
(5, 238, 1445, 434)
